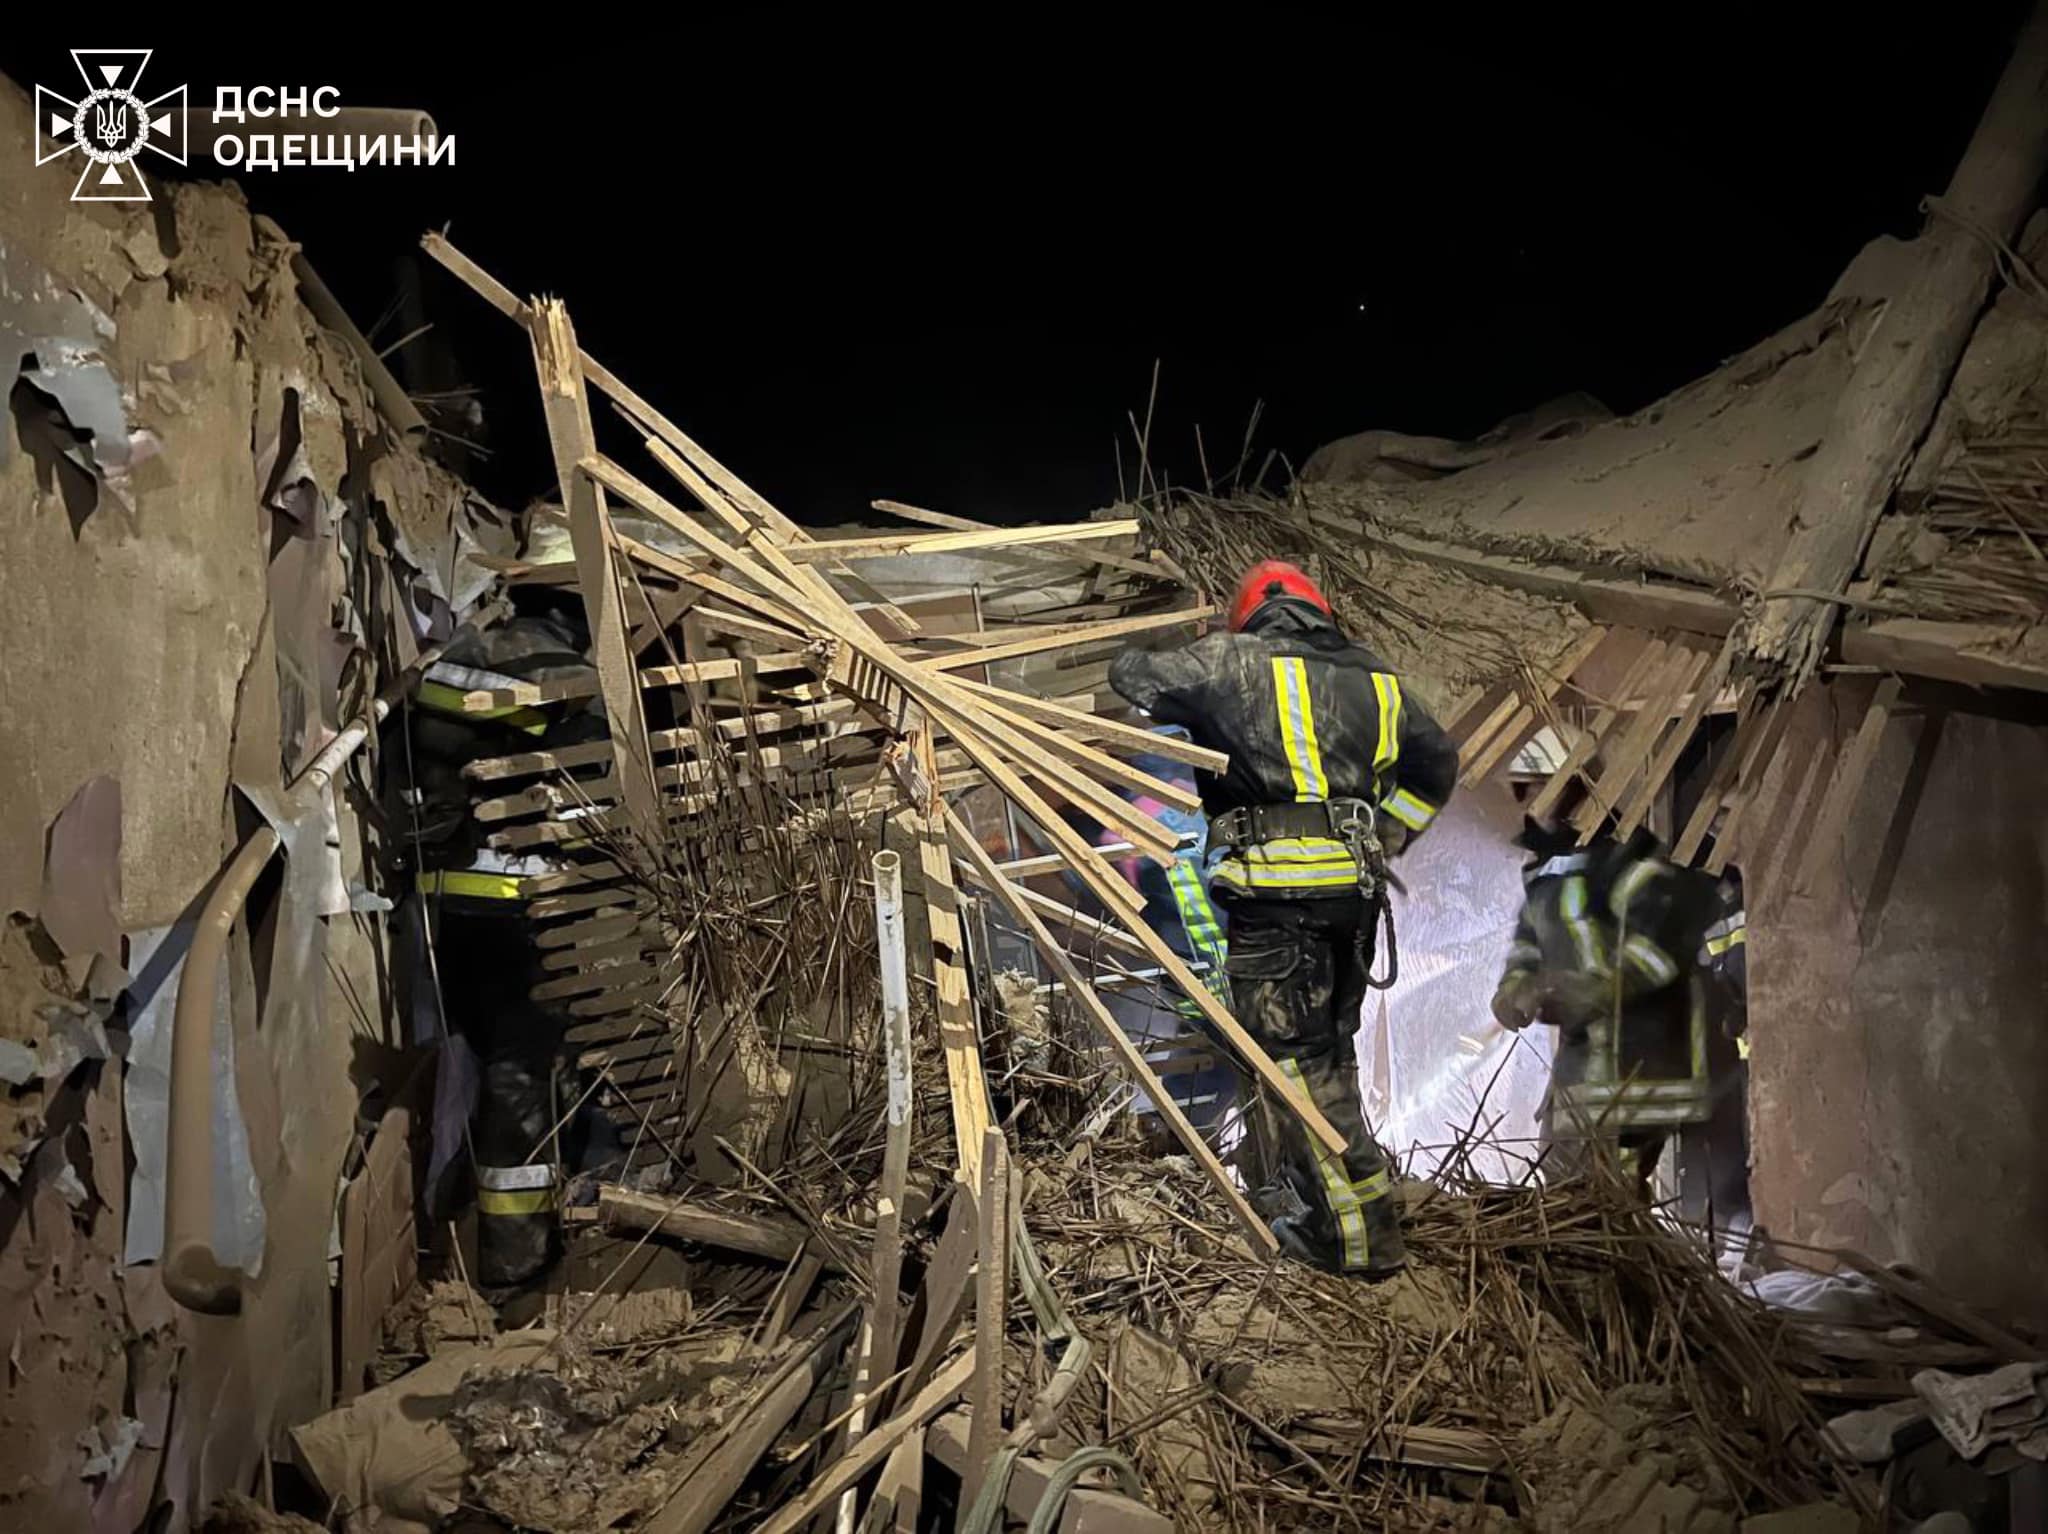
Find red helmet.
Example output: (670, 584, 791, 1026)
(1228, 560, 1331, 632)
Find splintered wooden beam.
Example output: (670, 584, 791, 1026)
(870, 499, 1170, 579)
(1528, 634, 1661, 819)
(1458, 626, 1610, 788)
(943, 677, 1228, 774)
(1574, 642, 1709, 840)
(528, 300, 661, 836)
(965, 1127, 1011, 1511)
(1704, 693, 1801, 874)
(434, 235, 1341, 1162)
(1613, 635, 1737, 841)
(917, 604, 1214, 671)
(913, 811, 994, 1187)
(781, 518, 1141, 563)
(1793, 676, 1904, 892)
(748, 1350, 977, 1534)
(948, 809, 1281, 1253)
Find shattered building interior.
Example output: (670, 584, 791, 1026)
(4, 19, 2048, 1534)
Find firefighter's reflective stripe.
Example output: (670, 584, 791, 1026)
(1703, 912, 1746, 957)
(1560, 874, 1606, 971)
(1621, 933, 1679, 987)
(1609, 857, 1664, 918)
(477, 1161, 558, 1216)
(1166, 859, 1230, 998)
(1212, 837, 1359, 892)
(418, 869, 526, 901)
(1380, 786, 1438, 832)
(1271, 658, 1329, 801)
(1370, 673, 1402, 781)
(1280, 1059, 1389, 1270)
(416, 680, 551, 736)
(1736, 1034, 1752, 1061)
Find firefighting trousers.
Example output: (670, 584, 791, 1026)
(1221, 895, 1403, 1273)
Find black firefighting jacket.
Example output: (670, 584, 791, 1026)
(1499, 830, 1722, 1126)
(1108, 600, 1457, 899)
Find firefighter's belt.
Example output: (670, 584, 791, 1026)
(1211, 798, 1375, 850)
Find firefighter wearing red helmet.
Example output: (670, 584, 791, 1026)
(1109, 559, 1457, 1277)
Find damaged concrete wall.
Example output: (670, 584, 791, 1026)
(0, 74, 498, 1530)
(1748, 684, 2048, 1334)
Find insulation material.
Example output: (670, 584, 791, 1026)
(120, 923, 266, 1274)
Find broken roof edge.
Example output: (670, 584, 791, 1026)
(1296, 232, 1949, 592)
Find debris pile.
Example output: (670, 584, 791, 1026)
(257, 232, 2040, 1534)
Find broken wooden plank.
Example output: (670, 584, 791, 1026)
(870, 1429, 926, 1534)
(532, 960, 657, 1002)
(1671, 679, 1762, 864)
(918, 605, 1213, 672)
(528, 300, 661, 837)
(782, 519, 1141, 563)
(1613, 636, 1737, 840)
(640, 1303, 861, 1534)
(597, 1186, 835, 1267)
(1793, 677, 1904, 893)
(1574, 642, 1707, 840)
(1527, 634, 1662, 818)
(748, 1348, 977, 1534)
(942, 678, 1228, 775)
(1706, 693, 1803, 875)
(914, 811, 994, 1189)
(947, 811, 1280, 1255)
(760, 1249, 826, 1351)
(965, 1128, 1012, 1513)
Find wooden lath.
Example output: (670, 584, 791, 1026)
(424, 236, 1343, 1248)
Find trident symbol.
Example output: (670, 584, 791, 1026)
(94, 101, 127, 146)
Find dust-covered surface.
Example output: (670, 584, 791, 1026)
(1141, 489, 1592, 716)
(0, 68, 511, 1529)
(1017, 1135, 1865, 1532)
(1294, 239, 1918, 591)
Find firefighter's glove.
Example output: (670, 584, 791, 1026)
(1375, 813, 1412, 859)
(1491, 973, 1543, 1032)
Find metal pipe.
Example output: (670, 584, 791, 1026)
(163, 603, 506, 1313)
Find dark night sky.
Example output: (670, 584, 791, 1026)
(6, 20, 2034, 522)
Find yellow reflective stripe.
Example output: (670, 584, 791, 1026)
(1270, 657, 1328, 801)
(1214, 865, 1360, 891)
(1166, 861, 1230, 997)
(1281, 1059, 1371, 1269)
(1370, 673, 1402, 781)
(1736, 1034, 1752, 1061)
(1705, 926, 1747, 956)
(1380, 786, 1437, 831)
(418, 869, 527, 900)
(416, 680, 551, 735)
(1622, 933, 1678, 986)
(1608, 858, 1664, 918)
(478, 1186, 557, 1216)
(1213, 834, 1360, 891)
(1560, 875, 1606, 972)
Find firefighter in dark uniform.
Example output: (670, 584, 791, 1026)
(1110, 560, 1457, 1277)
(1679, 868, 1751, 1232)
(1491, 818, 1721, 1193)
(391, 590, 616, 1288)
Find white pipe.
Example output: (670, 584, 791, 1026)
(835, 851, 912, 1534)
(873, 851, 912, 1135)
